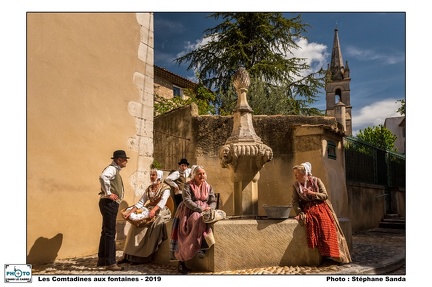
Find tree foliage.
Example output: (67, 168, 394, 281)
(154, 83, 216, 116)
(175, 12, 325, 115)
(150, 160, 162, 169)
(397, 99, 405, 115)
(355, 125, 397, 152)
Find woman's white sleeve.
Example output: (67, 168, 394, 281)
(157, 189, 170, 209)
(134, 193, 147, 209)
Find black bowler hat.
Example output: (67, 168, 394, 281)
(178, 158, 190, 166)
(111, 150, 130, 159)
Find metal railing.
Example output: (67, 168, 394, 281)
(344, 137, 405, 189)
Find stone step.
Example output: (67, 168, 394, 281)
(383, 213, 404, 219)
(379, 217, 405, 229)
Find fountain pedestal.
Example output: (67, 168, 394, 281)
(219, 67, 273, 216)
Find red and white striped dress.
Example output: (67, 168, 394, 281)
(292, 176, 352, 263)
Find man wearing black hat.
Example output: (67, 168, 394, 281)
(164, 158, 194, 208)
(97, 150, 130, 271)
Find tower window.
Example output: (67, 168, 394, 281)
(335, 89, 342, 103)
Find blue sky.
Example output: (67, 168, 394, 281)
(154, 12, 405, 135)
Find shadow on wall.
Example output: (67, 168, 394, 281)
(27, 233, 63, 265)
(281, 225, 320, 266)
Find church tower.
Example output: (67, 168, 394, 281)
(325, 27, 352, 135)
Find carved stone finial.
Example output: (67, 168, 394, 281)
(232, 66, 253, 114)
(233, 66, 250, 91)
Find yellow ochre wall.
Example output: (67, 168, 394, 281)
(27, 13, 154, 264)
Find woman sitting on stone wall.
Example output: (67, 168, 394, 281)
(292, 162, 351, 264)
(169, 166, 217, 274)
(118, 169, 172, 265)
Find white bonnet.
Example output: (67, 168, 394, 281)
(190, 165, 199, 175)
(301, 162, 312, 176)
(156, 170, 163, 180)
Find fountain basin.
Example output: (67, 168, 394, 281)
(150, 217, 352, 272)
(263, 205, 292, 219)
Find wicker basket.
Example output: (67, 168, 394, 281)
(121, 207, 155, 227)
(121, 196, 175, 228)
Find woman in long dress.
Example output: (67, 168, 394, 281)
(169, 166, 217, 274)
(118, 169, 172, 264)
(292, 162, 351, 264)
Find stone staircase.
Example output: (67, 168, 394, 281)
(379, 214, 405, 229)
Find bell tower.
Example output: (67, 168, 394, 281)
(325, 27, 352, 135)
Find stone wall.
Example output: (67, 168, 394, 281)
(153, 104, 199, 170)
(154, 73, 174, 99)
(152, 218, 352, 272)
(155, 104, 407, 232)
(154, 104, 349, 218)
(393, 188, 406, 218)
(346, 183, 406, 232)
(346, 182, 386, 232)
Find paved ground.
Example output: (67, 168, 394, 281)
(31, 228, 405, 275)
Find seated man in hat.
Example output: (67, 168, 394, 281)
(164, 158, 195, 208)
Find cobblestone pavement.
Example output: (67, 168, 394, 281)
(32, 228, 405, 276)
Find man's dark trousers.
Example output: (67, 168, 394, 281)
(98, 198, 119, 266)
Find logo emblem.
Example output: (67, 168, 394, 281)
(4, 265, 32, 283)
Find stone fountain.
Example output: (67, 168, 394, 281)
(219, 66, 273, 216)
(153, 67, 329, 272)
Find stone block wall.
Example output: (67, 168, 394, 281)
(346, 182, 386, 232)
(154, 73, 175, 99)
(153, 217, 351, 272)
(154, 104, 349, 218)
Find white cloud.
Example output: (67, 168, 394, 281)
(352, 98, 402, 135)
(292, 38, 328, 72)
(177, 35, 329, 75)
(177, 35, 215, 58)
(346, 46, 405, 65)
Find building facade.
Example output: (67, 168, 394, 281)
(384, 116, 406, 154)
(27, 13, 154, 264)
(154, 65, 198, 100)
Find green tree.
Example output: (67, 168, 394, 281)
(154, 94, 189, 116)
(356, 125, 397, 152)
(154, 82, 216, 116)
(175, 12, 325, 115)
(150, 160, 162, 169)
(396, 99, 405, 115)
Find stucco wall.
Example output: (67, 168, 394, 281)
(391, 189, 406, 218)
(27, 13, 154, 264)
(347, 182, 386, 232)
(154, 104, 348, 217)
